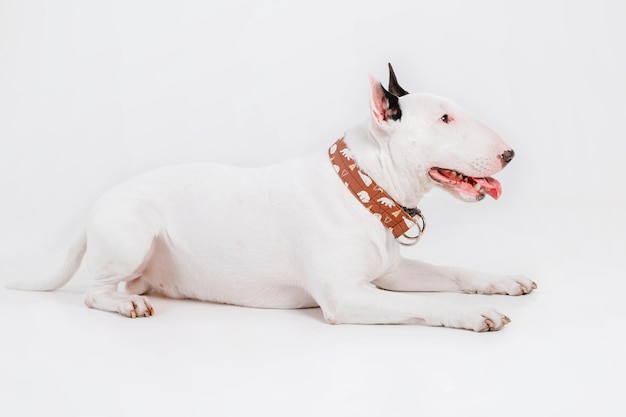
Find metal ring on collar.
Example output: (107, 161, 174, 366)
(396, 211, 426, 247)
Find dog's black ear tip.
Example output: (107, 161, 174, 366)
(387, 63, 409, 97)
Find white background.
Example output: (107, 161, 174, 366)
(1, 0, 624, 416)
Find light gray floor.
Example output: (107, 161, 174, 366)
(2, 203, 622, 417)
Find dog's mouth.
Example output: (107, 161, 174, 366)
(428, 168, 502, 201)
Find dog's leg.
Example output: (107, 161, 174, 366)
(316, 282, 510, 331)
(374, 258, 536, 295)
(125, 277, 152, 295)
(83, 205, 158, 318)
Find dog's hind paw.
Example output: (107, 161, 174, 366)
(84, 290, 155, 318)
(126, 297, 155, 318)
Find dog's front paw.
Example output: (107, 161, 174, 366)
(428, 306, 511, 331)
(458, 308, 511, 332)
(461, 275, 537, 295)
(489, 275, 537, 296)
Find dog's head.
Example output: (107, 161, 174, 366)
(368, 64, 514, 203)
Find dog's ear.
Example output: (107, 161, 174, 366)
(369, 74, 402, 125)
(387, 63, 409, 97)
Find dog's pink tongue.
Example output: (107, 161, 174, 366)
(475, 177, 502, 200)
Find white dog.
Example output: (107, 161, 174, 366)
(10, 64, 535, 331)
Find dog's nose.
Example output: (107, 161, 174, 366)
(501, 149, 515, 166)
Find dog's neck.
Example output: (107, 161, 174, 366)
(328, 136, 425, 245)
(342, 122, 430, 209)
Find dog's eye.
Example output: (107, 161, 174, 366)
(440, 114, 450, 124)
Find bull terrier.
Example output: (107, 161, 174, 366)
(9, 64, 535, 331)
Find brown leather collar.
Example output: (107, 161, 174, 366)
(328, 137, 425, 245)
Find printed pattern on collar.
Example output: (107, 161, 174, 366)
(328, 137, 419, 239)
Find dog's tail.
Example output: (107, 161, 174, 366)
(6, 231, 87, 291)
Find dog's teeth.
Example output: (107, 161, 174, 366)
(473, 183, 482, 191)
